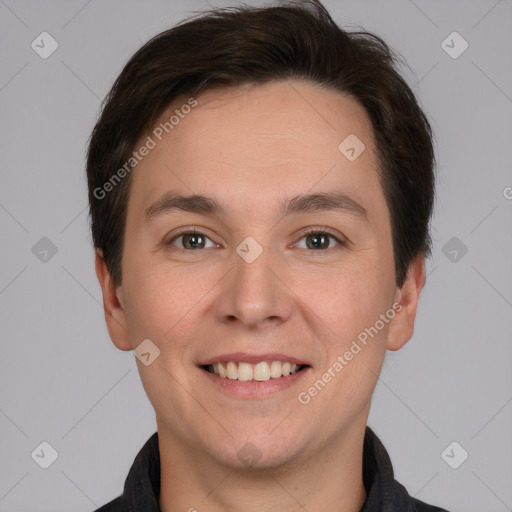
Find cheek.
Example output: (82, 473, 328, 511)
(121, 259, 183, 342)
(121, 257, 220, 354)
(298, 259, 390, 344)
(297, 268, 392, 420)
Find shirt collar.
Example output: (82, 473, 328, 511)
(118, 429, 161, 511)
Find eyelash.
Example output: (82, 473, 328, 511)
(165, 227, 345, 252)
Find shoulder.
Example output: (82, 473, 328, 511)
(93, 496, 123, 511)
(92, 432, 161, 511)
(411, 495, 451, 512)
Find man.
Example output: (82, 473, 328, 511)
(88, 1, 449, 510)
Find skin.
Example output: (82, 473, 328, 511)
(96, 79, 425, 512)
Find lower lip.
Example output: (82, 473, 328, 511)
(200, 367, 311, 399)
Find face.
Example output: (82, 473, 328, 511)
(97, 79, 424, 469)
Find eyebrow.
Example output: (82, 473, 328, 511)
(144, 190, 368, 223)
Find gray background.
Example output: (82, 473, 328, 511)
(1, 0, 511, 511)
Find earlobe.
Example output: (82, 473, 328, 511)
(95, 249, 133, 351)
(386, 256, 426, 351)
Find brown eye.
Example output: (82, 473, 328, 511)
(294, 229, 344, 251)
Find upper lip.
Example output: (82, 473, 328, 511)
(198, 352, 310, 366)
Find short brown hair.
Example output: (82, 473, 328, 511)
(86, 0, 436, 288)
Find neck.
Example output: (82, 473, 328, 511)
(158, 419, 368, 512)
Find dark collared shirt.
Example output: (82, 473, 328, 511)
(95, 426, 450, 511)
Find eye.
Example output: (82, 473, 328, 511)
(165, 227, 345, 251)
(166, 229, 217, 250)
(293, 228, 344, 251)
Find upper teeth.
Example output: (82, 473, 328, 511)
(209, 361, 301, 381)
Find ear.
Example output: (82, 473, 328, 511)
(95, 249, 133, 351)
(386, 255, 426, 351)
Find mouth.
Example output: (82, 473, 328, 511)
(197, 353, 312, 398)
(201, 360, 309, 382)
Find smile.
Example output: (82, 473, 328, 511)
(203, 361, 307, 381)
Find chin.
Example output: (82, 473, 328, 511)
(202, 424, 309, 471)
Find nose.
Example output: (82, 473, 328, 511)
(213, 239, 293, 330)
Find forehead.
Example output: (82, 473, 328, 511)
(127, 79, 386, 223)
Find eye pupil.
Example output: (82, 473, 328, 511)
(307, 233, 329, 250)
(183, 233, 204, 249)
